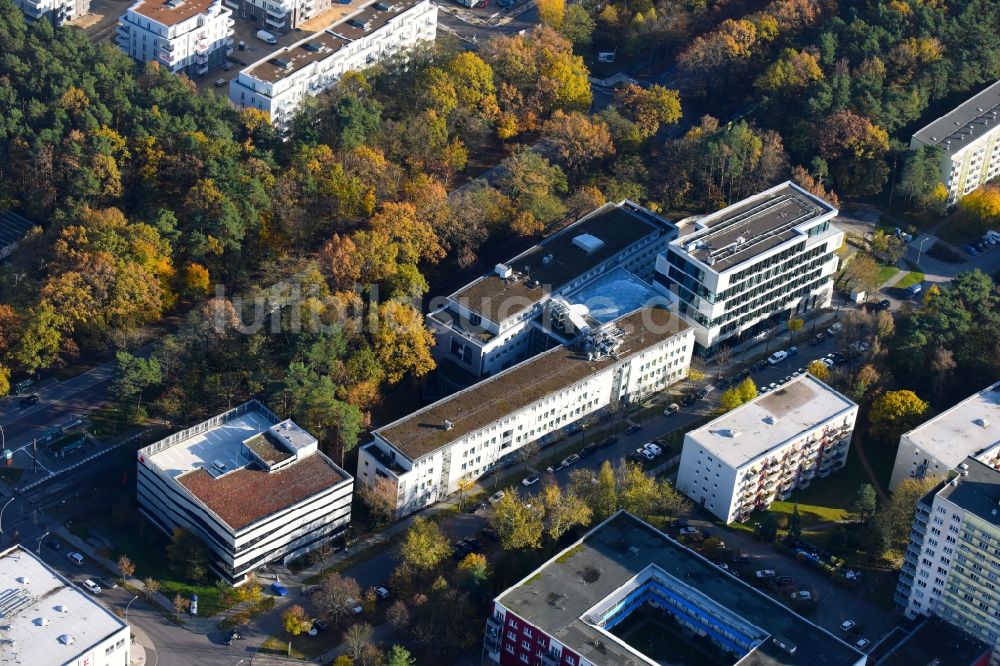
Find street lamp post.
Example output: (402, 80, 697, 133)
(916, 236, 933, 265)
(0, 496, 15, 537)
(0, 424, 5, 450)
(125, 595, 138, 622)
(35, 531, 49, 554)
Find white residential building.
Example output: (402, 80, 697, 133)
(889, 381, 1000, 491)
(428, 200, 676, 382)
(0, 545, 130, 666)
(14, 0, 88, 25)
(116, 0, 234, 78)
(677, 374, 858, 523)
(226, 0, 324, 33)
(358, 307, 695, 518)
(230, 0, 436, 130)
(137, 400, 353, 583)
(895, 457, 1000, 652)
(911, 79, 1000, 205)
(653, 181, 842, 357)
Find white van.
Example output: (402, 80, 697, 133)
(256, 29, 278, 45)
(767, 350, 787, 365)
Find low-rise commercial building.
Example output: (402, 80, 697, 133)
(428, 200, 676, 381)
(0, 545, 131, 666)
(677, 373, 858, 523)
(358, 307, 694, 518)
(230, 0, 436, 130)
(485, 511, 866, 666)
(14, 0, 88, 25)
(137, 400, 353, 583)
(895, 457, 1000, 652)
(911, 79, 1000, 205)
(889, 380, 1000, 490)
(116, 0, 234, 77)
(654, 181, 842, 357)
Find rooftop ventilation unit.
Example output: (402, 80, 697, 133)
(495, 263, 512, 279)
(58, 634, 74, 646)
(164, 0, 184, 7)
(15, 577, 27, 585)
(347, 17, 371, 29)
(764, 415, 779, 425)
(54, 605, 67, 613)
(34, 618, 48, 627)
(302, 42, 322, 52)
(722, 429, 741, 438)
(541, 253, 554, 265)
(572, 234, 606, 254)
(443, 419, 454, 431)
(976, 418, 991, 428)
(269, 57, 292, 69)
(374, 1, 394, 9)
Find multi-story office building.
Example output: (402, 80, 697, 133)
(116, 0, 234, 78)
(484, 511, 866, 666)
(14, 0, 88, 25)
(653, 181, 842, 357)
(230, 0, 436, 130)
(358, 307, 694, 518)
(677, 373, 857, 523)
(889, 381, 1000, 491)
(0, 545, 131, 666)
(137, 400, 353, 583)
(911, 79, 1000, 205)
(895, 457, 1000, 652)
(428, 200, 676, 381)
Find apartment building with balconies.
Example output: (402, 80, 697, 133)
(895, 457, 1000, 655)
(677, 373, 858, 524)
(14, 0, 88, 25)
(653, 181, 842, 357)
(358, 307, 694, 518)
(117, 0, 234, 78)
(225, 0, 317, 33)
(428, 200, 676, 383)
(230, 0, 436, 130)
(911, 79, 1000, 206)
(889, 381, 1000, 491)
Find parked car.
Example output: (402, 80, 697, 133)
(809, 332, 826, 345)
(827, 322, 843, 336)
(755, 569, 776, 579)
(775, 575, 793, 585)
(374, 585, 391, 601)
(452, 541, 472, 559)
(19, 394, 39, 408)
(225, 629, 243, 645)
(963, 243, 979, 256)
(680, 394, 697, 407)
(905, 283, 923, 299)
(578, 444, 597, 459)
(697, 384, 716, 398)
(308, 620, 329, 636)
(643, 442, 662, 456)
(875, 299, 891, 311)
(213, 78, 227, 88)
(670, 519, 689, 528)
(346, 598, 363, 614)
(730, 552, 750, 564)
(663, 403, 680, 416)
(271, 582, 288, 596)
(855, 638, 871, 651)
(624, 425, 642, 435)
(830, 352, 848, 365)
(44, 539, 61, 552)
(751, 359, 769, 372)
(767, 351, 788, 365)
(560, 454, 580, 467)
(462, 537, 482, 550)
(301, 584, 321, 596)
(521, 474, 540, 487)
(82, 579, 101, 595)
(599, 436, 618, 448)
(786, 346, 799, 357)
(849, 341, 870, 354)
(481, 526, 500, 541)
(66, 552, 84, 566)
(790, 591, 812, 601)
(636, 447, 654, 461)
(679, 526, 700, 535)
(840, 619, 857, 632)
(489, 491, 505, 504)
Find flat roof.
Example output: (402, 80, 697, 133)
(873, 616, 989, 666)
(912, 79, 1000, 155)
(672, 182, 837, 272)
(144, 402, 348, 531)
(0, 210, 33, 249)
(129, 0, 217, 25)
(0, 546, 127, 665)
(902, 381, 1000, 467)
(565, 268, 663, 324)
(496, 512, 863, 666)
(686, 374, 857, 469)
(937, 457, 1000, 527)
(450, 202, 672, 322)
(242, 0, 421, 84)
(376, 307, 689, 460)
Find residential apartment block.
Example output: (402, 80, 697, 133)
(428, 200, 676, 382)
(358, 307, 694, 518)
(895, 457, 1000, 652)
(116, 0, 234, 78)
(0, 545, 131, 666)
(889, 381, 1000, 491)
(14, 0, 88, 25)
(224, 0, 321, 33)
(911, 79, 1000, 205)
(230, 0, 437, 130)
(654, 181, 842, 357)
(485, 511, 866, 666)
(137, 400, 353, 583)
(677, 373, 858, 523)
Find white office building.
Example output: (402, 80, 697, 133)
(895, 457, 1000, 652)
(137, 400, 353, 583)
(911, 79, 1000, 205)
(358, 307, 695, 518)
(654, 181, 842, 357)
(889, 381, 1000, 491)
(116, 0, 234, 78)
(0, 545, 130, 666)
(14, 0, 88, 25)
(428, 200, 676, 382)
(230, 0, 436, 130)
(677, 374, 858, 523)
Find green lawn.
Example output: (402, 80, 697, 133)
(935, 211, 983, 247)
(895, 271, 925, 289)
(876, 263, 899, 285)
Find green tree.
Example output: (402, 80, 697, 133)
(757, 512, 779, 542)
(787, 504, 802, 539)
(166, 527, 209, 582)
(399, 517, 451, 572)
(852, 484, 877, 524)
(282, 605, 313, 636)
(457, 552, 490, 586)
(898, 146, 947, 212)
(540, 482, 592, 540)
(387, 645, 416, 666)
(807, 359, 831, 381)
(560, 4, 595, 46)
(720, 378, 758, 411)
(869, 390, 929, 443)
(492, 489, 544, 550)
(333, 95, 383, 152)
(114, 351, 162, 412)
(495, 148, 568, 230)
